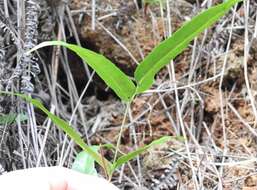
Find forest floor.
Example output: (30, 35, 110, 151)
(1, 0, 257, 189)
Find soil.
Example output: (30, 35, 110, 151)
(1, 0, 257, 190)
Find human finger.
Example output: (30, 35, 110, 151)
(0, 167, 119, 190)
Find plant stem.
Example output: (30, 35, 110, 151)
(110, 101, 130, 178)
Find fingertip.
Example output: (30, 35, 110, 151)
(50, 179, 68, 190)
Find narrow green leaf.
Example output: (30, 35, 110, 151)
(134, 0, 241, 93)
(0, 91, 113, 176)
(27, 41, 136, 102)
(72, 146, 99, 176)
(112, 136, 182, 171)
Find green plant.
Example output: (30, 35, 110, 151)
(1, 0, 241, 179)
(72, 146, 100, 176)
(0, 92, 179, 177)
(28, 0, 241, 100)
(0, 113, 27, 125)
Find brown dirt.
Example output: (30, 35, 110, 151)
(68, 0, 257, 189)
(1, 0, 257, 190)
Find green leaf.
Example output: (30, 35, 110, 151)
(16, 113, 28, 123)
(112, 136, 183, 171)
(0, 113, 17, 125)
(134, 0, 241, 93)
(27, 41, 136, 102)
(72, 146, 99, 176)
(0, 113, 28, 125)
(0, 91, 113, 176)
